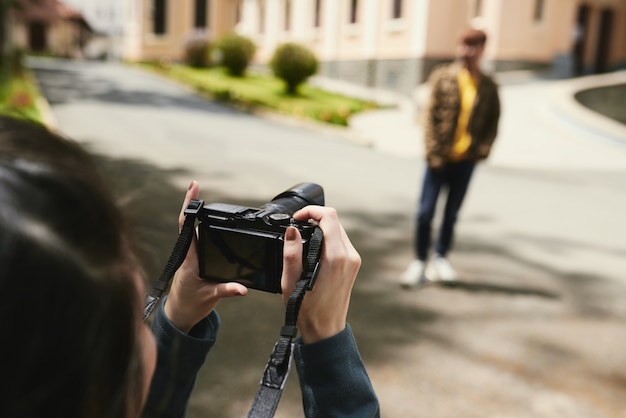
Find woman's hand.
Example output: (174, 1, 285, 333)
(164, 181, 248, 334)
(281, 206, 361, 344)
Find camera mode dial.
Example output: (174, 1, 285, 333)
(268, 213, 292, 226)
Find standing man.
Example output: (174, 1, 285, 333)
(401, 28, 500, 287)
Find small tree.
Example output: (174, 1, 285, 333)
(215, 33, 256, 77)
(270, 43, 318, 95)
(183, 37, 212, 68)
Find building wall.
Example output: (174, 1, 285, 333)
(11, 23, 27, 50)
(124, 0, 238, 62)
(422, 0, 468, 58)
(11, 19, 84, 58)
(124, 0, 626, 92)
(125, 0, 192, 61)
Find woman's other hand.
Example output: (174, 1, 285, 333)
(164, 181, 248, 333)
(281, 206, 361, 344)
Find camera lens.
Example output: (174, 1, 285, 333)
(262, 183, 324, 216)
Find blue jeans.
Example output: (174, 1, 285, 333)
(414, 160, 475, 261)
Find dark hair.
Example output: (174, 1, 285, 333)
(460, 28, 487, 46)
(0, 117, 143, 418)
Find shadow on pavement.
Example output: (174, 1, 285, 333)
(435, 280, 560, 299)
(89, 147, 626, 417)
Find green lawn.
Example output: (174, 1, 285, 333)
(1, 61, 381, 128)
(140, 63, 380, 126)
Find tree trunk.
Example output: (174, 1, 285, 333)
(0, 1, 8, 74)
(286, 81, 299, 96)
(0, 0, 19, 75)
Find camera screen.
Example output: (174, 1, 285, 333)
(198, 226, 282, 293)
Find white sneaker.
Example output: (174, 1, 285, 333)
(427, 256, 458, 281)
(400, 260, 426, 288)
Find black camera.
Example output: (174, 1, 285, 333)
(196, 183, 324, 293)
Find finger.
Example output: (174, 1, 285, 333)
(293, 206, 348, 255)
(177, 182, 201, 270)
(280, 226, 303, 298)
(293, 206, 341, 235)
(214, 282, 248, 298)
(179, 181, 200, 231)
(178, 232, 199, 268)
(293, 205, 331, 221)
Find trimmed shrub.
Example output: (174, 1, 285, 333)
(216, 33, 256, 77)
(183, 38, 212, 68)
(270, 43, 318, 95)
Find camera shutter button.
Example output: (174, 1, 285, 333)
(269, 213, 291, 225)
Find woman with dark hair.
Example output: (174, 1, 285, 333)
(0, 116, 379, 418)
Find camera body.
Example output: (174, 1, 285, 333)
(196, 183, 324, 293)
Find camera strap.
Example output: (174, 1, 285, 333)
(247, 226, 323, 418)
(143, 199, 204, 322)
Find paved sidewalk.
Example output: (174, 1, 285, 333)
(313, 70, 626, 171)
(31, 59, 626, 418)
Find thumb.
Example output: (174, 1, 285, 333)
(215, 282, 248, 298)
(180, 181, 200, 232)
(281, 226, 303, 301)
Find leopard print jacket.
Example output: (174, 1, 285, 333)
(423, 62, 501, 167)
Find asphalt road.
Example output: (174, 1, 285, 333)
(31, 58, 626, 418)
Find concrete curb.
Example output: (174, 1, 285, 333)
(35, 95, 58, 130)
(26, 64, 58, 131)
(253, 106, 375, 148)
(548, 70, 626, 147)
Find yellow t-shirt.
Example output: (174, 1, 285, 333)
(449, 68, 478, 160)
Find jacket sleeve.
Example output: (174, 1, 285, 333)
(423, 69, 442, 163)
(482, 80, 501, 157)
(423, 66, 457, 167)
(142, 298, 220, 418)
(294, 325, 380, 418)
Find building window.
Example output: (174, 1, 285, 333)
(474, 0, 482, 17)
(258, 0, 266, 33)
(349, 0, 359, 24)
(28, 22, 47, 51)
(284, 0, 291, 30)
(314, 0, 322, 27)
(534, 0, 544, 22)
(392, 0, 402, 19)
(153, 0, 167, 35)
(194, 0, 208, 29)
(235, 0, 242, 23)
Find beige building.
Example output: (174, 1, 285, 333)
(123, 0, 239, 61)
(125, 0, 625, 93)
(240, 0, 626, 92)
(11, 0, 93, 58)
